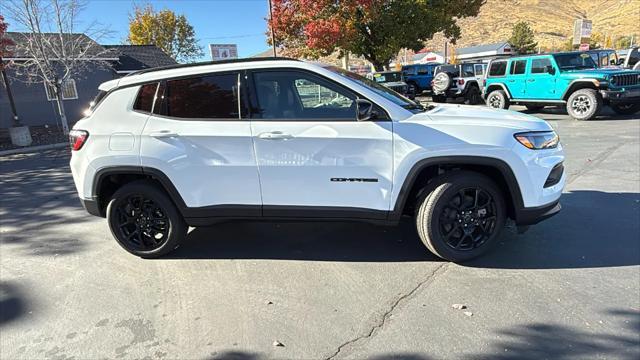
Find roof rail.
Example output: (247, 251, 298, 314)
(124, 57, 300, 77)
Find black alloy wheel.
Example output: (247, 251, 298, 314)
(114, 194, 170, 251)
(438, 188, 497, 251)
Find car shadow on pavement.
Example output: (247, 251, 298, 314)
(0, 281, 29, 327)
(171, 190, 639, 268)
(463, 308, 640, 360)
(520, 106, 639, 121)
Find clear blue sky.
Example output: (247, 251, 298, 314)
(79, 0, 272, 60)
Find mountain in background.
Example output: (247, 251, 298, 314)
(423, 0, 640, 53)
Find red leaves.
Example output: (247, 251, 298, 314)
(0, 15, 15, 59)
(304, 19, 342, 50)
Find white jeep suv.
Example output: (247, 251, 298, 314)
(70, 58, 564, 262)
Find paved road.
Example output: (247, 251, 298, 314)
(1, 108, 639, 359)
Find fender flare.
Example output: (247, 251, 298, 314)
(484, 83, 512, 99)
(388, 156, 524, 222)
(561, 79, 602, 100)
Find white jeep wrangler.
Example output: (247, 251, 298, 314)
(70, 58, 564, 262)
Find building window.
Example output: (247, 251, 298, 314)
(44, 79, 79, 101)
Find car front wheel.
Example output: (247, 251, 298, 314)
(567, 88, 602, 120)
(486, 90, 510, 110)
(107, 180, 187, 258)
(415, 171, 506, 262)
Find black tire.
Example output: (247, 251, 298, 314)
(566, 88, 602, 120)
(525, 104, 545, 112)
(610, 102, 640, 115)
(107, 180, 187, 258)
(486, 89, 510, 110)
(407, 82, 420, 96)
(465, 85, 483, 105)
(415, 171, 506, 262)
(431, 94, 447, 103)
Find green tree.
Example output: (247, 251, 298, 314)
(268, 0, 484, 71)
(128, 4, 203, 63)
(509, 21, 538, 54)
(615, 35, 634, 49)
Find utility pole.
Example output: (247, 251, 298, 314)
(268, 0, 277, 57)
(0, 55, 20, 127)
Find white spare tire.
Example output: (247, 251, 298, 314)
(432, 72, 452, 94)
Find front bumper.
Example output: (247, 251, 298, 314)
(600, 88, 640, 103)
(514, 200, 561, 225)
(79, 197, 104, 217)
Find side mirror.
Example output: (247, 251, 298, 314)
(356, 99, 377, 121)
(547, 66, 556, 75)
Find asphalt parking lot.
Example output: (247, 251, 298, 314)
(1, 105, 639, 359)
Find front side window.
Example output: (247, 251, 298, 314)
(488, 61, 507, 76)
(510, 60, 527, 75)
(252, 71, 355, 120)
(531, 58, 553, 74)
(133, 83, 158, 113)
(164, 73, 240, 119)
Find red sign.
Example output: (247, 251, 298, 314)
(579, 43, 590, 51)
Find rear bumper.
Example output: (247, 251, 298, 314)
(79, 197, 104, 217)
(514, 200, 561, 225)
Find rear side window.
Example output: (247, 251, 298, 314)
(488, 61, 507, 77)
(510, 60, 527, 75)
(133, 83, 158, 113)
(165, 73, 240, 119)
(462, 64, 474, 77)
(531, 58, 552, 74)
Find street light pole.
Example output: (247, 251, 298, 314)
(268, 0, 277, 57)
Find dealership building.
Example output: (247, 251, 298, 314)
(412, 41, 513, 64)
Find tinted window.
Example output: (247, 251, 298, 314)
(489, 61, 507, 76)
(252, 71, 355, 120)
(553, 53, 597, 70)
(474, 64, 484, 76)
(133, 83, 158, 113)
(531, 58, 553, 74)
(462, 64, 474, 77)
(165, 73, 239, 119)
(510, 60, 527, 75)
(417, 66, 430, 75)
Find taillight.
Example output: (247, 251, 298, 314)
(69, 129, 89, 151)
(458, 79, 465, 85)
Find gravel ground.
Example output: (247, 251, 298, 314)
(1, 106, 639, 359)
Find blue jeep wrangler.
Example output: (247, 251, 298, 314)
(483, 52, 640, 120)
(402, 63, 441, 94)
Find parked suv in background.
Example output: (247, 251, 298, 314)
(483, 52, 640, 120)
(431, 63, 486, 104)
(367, 70, 415, 99)
(402, 63, 440, 94)
(70, 58, 564, 262)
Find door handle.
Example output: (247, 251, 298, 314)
(258, 131, 294, 140)
(527, 79, 535, 82)
(507, 79, 515, 82)
(149, 130, 178, 138)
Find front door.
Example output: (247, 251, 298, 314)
(248, 69, 394, 219)
(506, 59, 528, 98)
(140, 72, 261, 215)
(525, 57, 558, 99)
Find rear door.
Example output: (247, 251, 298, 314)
(247, 68, 393, 218)
(506, 59, 528, 98)
(525, 57, 559, 99)
(139, 72, 261, 214)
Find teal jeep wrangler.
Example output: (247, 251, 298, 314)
(483, 52, 640, 120)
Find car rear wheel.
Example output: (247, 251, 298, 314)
(486, 90, 510, 110)
(107, 181, 187, 258)
(566, 88, 602, 120)
(610, 102, 640, 115)
(465, 86, 483, 105)
(415, 171, 506, 262)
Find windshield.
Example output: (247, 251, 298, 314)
(553, 53, 597, 70)
(325, 66, 424, 111)
(373, 72, 402, 83)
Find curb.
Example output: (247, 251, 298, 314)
(0, 143, 68, 157)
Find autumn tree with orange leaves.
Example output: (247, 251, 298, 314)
(268, 0, 484, 70)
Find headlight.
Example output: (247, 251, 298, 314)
(514, 131, 559, 150)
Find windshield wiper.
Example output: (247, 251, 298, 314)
(403, 103, 425, 111)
